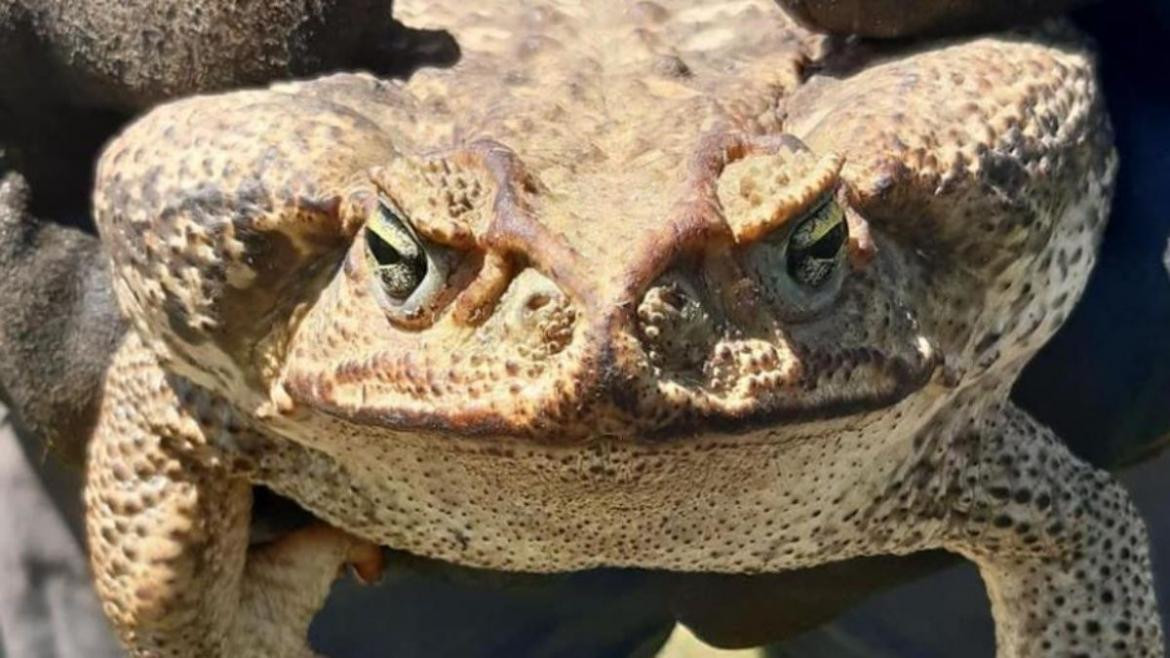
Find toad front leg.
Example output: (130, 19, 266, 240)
(870, 401, 1164, 657)
(85, 338, 382, 658)
(778, 26, 1164, 657)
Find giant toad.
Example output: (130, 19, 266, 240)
(86, 1, 1164, 656)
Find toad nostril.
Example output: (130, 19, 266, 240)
(638, 281, 700, 322)
(503, 271, 577, 356)
(658, 287, 686, 312)
(525, 292, 552, 312)
(636, 277, 715, 372)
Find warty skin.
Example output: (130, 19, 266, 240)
(84, 2, 1163, 656)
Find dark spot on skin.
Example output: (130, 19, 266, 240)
(974, 331, 1001, 354)
(653, 54, 692, 78)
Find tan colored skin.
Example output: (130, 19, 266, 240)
(86, 2, 1163, 656)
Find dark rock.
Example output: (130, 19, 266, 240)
(776, 0, 1087, 38)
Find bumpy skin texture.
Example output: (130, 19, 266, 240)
(86, 2, 1163, 656)
(0, 0, 450, 463)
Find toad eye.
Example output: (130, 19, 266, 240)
(362, 199, 454, 324)
(365, 203, 427, 301)
(741, 196, 850, 320)
(786, 199, 847, 289)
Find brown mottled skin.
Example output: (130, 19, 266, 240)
(86, 1, 1163, 656)
(0, 0, 452, 466)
